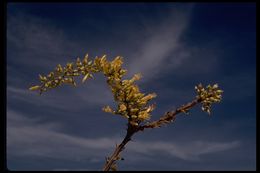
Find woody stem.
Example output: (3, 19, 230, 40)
(102, 123, 137, 171)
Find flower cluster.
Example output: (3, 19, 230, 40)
(195, 83, 223, 114)
(29, 54, 156, 125)
(29, 54, 95, 94)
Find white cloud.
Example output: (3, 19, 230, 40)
(7, 109, 240, 167)
(6, 4, 255, 171)
(7, 12, 116, 111)
(7, 86, 80, 111)
(7, 110, 119, 163)
(7, 81, 114, 112)
(7, 12, 81, 69)
(127, 140, 240, 161)
(6, 5, 209, 115)
(126, 5, 194, 82)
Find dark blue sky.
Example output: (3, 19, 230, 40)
(7, 3, 256, 171)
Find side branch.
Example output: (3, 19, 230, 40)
(138, 97, 202, 131)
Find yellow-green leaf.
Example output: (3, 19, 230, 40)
(29, 85, 41, 91)
(83, 54, 88, 65)
(82, 73, 89, 83)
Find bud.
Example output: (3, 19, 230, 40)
(119, 104, 127, 112)
(29, 85, 41, 91)
(82, 73, 89, 83)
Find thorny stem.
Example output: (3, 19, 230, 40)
(102, 97, 202, 171)
(138, 97, 202, 131)
(102, 123, 137, 171)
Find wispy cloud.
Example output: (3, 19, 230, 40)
(6, 5, 201, 114)
(7, 12, 82, 70)
(6, 4, 255, 171)
(7, 86, 81, 111)
(7, 80, 114, 112)
(7, 11, 118, 112)
(127, 140, 240, 162)
(7, 109, 240, 166)
(7, 110, 114, 159)
(126, 5, 194, 82)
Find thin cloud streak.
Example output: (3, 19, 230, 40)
(7, 12, 117, 111)
(7, 110, 240, 163)
(7, 81, 114, 112)
(127, 5, 193, 82)
(127, 140, 240, 161)
(7, 12, 81, 69)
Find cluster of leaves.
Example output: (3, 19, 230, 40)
(29, 54, 157, 126)
(195, 83, 223, 114)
